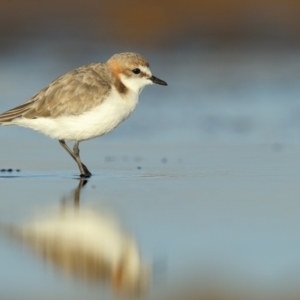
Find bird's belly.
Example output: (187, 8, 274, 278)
(13, 93, 139, 141)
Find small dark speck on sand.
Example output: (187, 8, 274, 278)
(0, 169, 21, 172)
(105, 156, 115, 162)
(137, 166, 142, 170)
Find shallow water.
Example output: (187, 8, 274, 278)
(2, 40, 300, 299)
(2, 143, 300, 299)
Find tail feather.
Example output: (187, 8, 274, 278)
(0, 102, 33, 124)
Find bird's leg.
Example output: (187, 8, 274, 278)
(73, 141, 92, 177)
(59, 140, 75, 160)
(59, 140, 92, 177)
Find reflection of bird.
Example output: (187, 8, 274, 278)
(5, 209, 149, 295)
(0, 52, 167, 177)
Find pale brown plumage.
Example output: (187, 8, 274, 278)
(0, 63, 113, 122)
(0, 53, 151, 124)
(0, 52, 167, 177)
(0, 52, 151, 123)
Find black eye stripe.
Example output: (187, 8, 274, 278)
(132, 68, 141, 74)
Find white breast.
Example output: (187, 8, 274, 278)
(13, 87, 139, 141)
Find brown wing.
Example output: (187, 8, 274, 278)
(0, 63, 112, 123)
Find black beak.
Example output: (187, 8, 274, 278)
(150, 75, 168, 86)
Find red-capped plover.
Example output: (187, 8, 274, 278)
(0, 52, 167, 177)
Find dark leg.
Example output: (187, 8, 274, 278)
(73, 141, 92, 177)
(59, 140, 92, 177)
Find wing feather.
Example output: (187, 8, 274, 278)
(0, 63, 112, 123)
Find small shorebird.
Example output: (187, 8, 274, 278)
(0, 52, 167, 177)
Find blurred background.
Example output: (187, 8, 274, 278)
(2, 0, 300, 144)
(2, 1, 300, 300)
(2, 0, 300, 47)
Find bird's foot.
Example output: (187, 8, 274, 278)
(80, 173, 91, 178)
(80, 165, 92, 178)
(82, 164, 92, 177)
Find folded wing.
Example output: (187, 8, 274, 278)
(0, 63, 112, 124)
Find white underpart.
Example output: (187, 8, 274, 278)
(12, 86, 141, 141)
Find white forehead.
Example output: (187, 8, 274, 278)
(139, 65, 152, 76)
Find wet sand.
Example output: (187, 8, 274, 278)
(1, 142, 300, 299)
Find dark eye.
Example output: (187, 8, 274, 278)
(132, 68, 141, 74)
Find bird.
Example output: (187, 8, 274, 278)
(0, 52, 167, 177)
